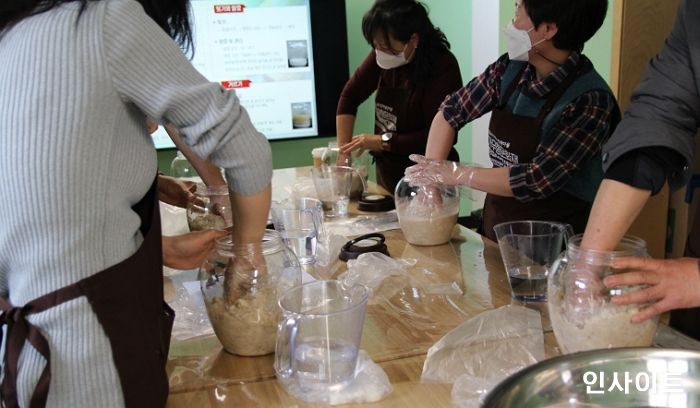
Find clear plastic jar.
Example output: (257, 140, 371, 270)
(548, 235, 658, 353)
(170, 150, 199, 181)
(186, 184, 232, 231)
(394, 177, 459, 246)
(198, 230, 302, 356)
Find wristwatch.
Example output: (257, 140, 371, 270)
(381, 132, 393, 151)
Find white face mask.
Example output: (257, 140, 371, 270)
(503, 22, 545, 62)
(375, 43, 409, 69)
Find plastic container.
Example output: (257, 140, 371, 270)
(198, 230, 302, 356)
(322, 142, 370, 198)
(394, 177, 459, 246)
(547, 235, 658, 353)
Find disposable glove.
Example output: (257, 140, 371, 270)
(405, 154, 476, 187)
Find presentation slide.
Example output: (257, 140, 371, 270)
(152, 0, 318, 149)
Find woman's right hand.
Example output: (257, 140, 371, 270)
(405, 154, 474, 187)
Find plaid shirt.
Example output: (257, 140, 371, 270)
(441, 53, 616, 202)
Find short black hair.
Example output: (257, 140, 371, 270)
(361, 0, 450, 80)
(0, 0, 193, 54)
(522, 0, 608, 52)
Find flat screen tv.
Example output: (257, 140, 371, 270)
(152, 0, 349, 149)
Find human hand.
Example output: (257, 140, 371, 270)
(339, 134, 381, 156)
(146, 117, 159, 134)
(411, 185, 444, 209)
(405, 154, 475, 187)
(162, 229, 228, 270)
(224, 244, 268, 304)
(158, 175, 196, 208)
(336, 152, 352, 167)
(604, 257, 700, 322)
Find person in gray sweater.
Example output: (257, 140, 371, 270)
(580, 0, 700, 340)
(0, 0, 272, 406)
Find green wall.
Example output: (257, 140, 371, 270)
(498, 0, 614, 83)
(158, 0, 614, 175)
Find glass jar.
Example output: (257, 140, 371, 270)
(170, 150, 199, 181)
(198, 230, 302, 356)
(291, 102, 312, 129)
(548, 235, 658, 354)
(186, 184, 232, 231)
(394, 177, 459, 246)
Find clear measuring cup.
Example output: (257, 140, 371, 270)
(310, 166, 367, 217)
(493, 220, 573, 302)
(271, 197, 325, 265)
(275, 280, 370, 392)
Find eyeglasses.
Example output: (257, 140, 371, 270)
(374, 42, 408, 56)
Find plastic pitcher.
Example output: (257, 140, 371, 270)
(310, 166, 366, 217)
(275, 280, 369, 392)
(493, 220, 573, 302)
(271, 197, 324, 265)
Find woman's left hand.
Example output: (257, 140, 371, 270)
(339, 134, 381, 156)
(158, 175, 196, 208)
(162, 230, 228, 270)
(604, 257, 700, 322)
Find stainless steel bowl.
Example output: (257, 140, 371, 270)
(483, 348, 700, 407)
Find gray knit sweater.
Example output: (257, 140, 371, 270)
(0, 0, 272, 405)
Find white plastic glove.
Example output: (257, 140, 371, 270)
(405, 154, 475, 187)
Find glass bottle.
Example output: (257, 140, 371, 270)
(198, 230, 302, 356)
(186, 184, 232, 231)
(547, 235, 658, 353)
(170, 150, 199, 181)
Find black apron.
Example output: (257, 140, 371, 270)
(373, 75, 458, 193)
(0, 177, 173, 408)
(482, 66, 590, 241)
(673, 214, 700, 340)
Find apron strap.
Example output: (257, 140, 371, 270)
(535, 62, 587, 124)
(0, 175, 160, 408)
(498, 64, 528, 108)
(0, 284, 84, 408)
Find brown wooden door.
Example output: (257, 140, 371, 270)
(610, 0, 680, 258)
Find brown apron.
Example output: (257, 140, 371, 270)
(482, 66, 590, 242)
(372, 75, 458, 192)
(0, 177, 173, 408)
(672, 214, 700, 340)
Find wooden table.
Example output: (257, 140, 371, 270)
(163, 168, 691, 407)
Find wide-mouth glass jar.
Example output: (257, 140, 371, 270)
(198, 230, 301, 356)
(548, 235, 658, 353)
(186, 184, 232, 231)
(394, 177, 459, 246)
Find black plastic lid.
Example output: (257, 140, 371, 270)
(339, 233, 390, 262)
(358, 194, 395, 212)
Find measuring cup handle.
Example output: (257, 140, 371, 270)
(306, 207, 325, 244)
(561, 223, 575, 249)
(350, 167, 368, 197)
(274, 314, 299, 379)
